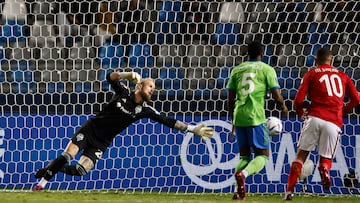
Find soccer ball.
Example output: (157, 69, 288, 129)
(266, 117, 283, 136)
(300, 159, 315, 180)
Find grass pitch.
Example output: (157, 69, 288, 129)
(0, 191, 359, 203)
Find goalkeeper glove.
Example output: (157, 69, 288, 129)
(119, 72, 141, 83)
(187, 123, 213, 138)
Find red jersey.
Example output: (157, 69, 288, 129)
(294, 64, 360, 128)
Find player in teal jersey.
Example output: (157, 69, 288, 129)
(227, 41, 288, 200)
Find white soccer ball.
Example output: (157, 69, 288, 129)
(300, 159, 315, 180)
(266, 117, 283, 136)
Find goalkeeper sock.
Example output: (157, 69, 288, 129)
(235, 156, 250, 173)
(43, 152, 71, 181)
(60, 164, 87, 176)
(286, 159, 303, 192)
(38, 178, 48, 188)
(243, 155, 268, 177)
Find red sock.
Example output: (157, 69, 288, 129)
(319, 157, 332, 170)
(286, 160, 303, 192)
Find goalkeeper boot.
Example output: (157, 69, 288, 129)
(32, 185, 44, 192)
(34, 167, 48, 179)
(235, 172, 246, 200)
(318, 165, 331, 190)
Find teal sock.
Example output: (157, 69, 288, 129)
(243, 155, 268, 176)
(236, 156, 250, 172)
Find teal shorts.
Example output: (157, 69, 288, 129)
(235, 123, 270, 150)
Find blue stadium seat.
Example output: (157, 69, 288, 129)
(98, 69, 112, 81)
(155, 22, 178, 44)
(0, 70, 5, 82)
(75, 82, 83, 93)
(47, 83, 56, 93)
(98, 42, 125, 68)
(159, 68, 181, 79)
(212, 23, 240, 45)
(290, 67, 300, 78)
(83, 82, 92, 92)
(128, 43, 154, 68)
(57, 83, 65, 93)
(159, 1, 183, 22)
(0, 19, 26, 44)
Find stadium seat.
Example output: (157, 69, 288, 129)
(0, 19, 27, 45)
(128, 43, 154, 68)
(186, 43, 215, 67)
(98, 42, 125, 68)
(156, 45, 185, 67)
(158, 1, 183, 22)
(212, 23, 240, 45)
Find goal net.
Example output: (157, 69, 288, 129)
(0, 0, 359, 195)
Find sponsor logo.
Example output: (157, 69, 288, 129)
(180, 120, 359, 189)
(180, 120, 238, 190)
(76, 133, 84, 142)
(135, 105, 142, 114)
(116, 102, 131, 114)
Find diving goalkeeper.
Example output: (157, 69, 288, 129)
(32, 71, 213, 191)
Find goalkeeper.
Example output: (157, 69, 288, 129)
(32, 71, 213, 191)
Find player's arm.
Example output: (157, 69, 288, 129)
(227, 89, 236, 120)
(106, 71, 142, 93)
(294, 73, 310, 117)
(147, 108, 213, 138)
(343, 76, 360, 115)
(174, 120, 213, 138)
(108, 71, 141, 83)
(271, 88, 288, 116)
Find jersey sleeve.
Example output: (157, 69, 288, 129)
(343, 75, 360, 114)
(106, 73, 129, 94)
(146, 106, 177, 128)
(266, 66, 280, 90)
(294, 70, 311, 116)
(226, 70, 237, 91)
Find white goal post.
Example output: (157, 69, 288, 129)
(0, 0, 359, 194)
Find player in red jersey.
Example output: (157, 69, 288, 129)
(284, 48, 360, 200)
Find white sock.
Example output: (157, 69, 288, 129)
(241, 169, 249, 178)
(38, 178, 48, 187)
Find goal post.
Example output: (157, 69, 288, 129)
(0, 0, 359, 194)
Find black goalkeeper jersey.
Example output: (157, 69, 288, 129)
(88, 74, 177, 146)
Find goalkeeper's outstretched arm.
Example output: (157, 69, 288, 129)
(174, 120, 213, 139)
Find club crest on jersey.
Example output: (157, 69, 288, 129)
(116, 102, 131, 114)
(135, 105, 142, 114)
(76, 133, 84, 142)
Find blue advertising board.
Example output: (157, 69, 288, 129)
(0, 115, 359, 194)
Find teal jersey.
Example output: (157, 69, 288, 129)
(227, 61, 280, 126)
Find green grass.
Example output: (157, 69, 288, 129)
(0, 191, 358, 203)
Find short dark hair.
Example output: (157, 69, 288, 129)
(247, 41, 263, 60)
(316, 48, 333, 65)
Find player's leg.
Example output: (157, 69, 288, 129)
(235, 126, 251, 173)
(234, 125, 269, 200)
(233, 126, 250, 200)
(33, 124, 92, 191)
(60, 147, 103, 176)
(285, 149, 309, 200)
(241, 124, 269, 177)
(285, 116, 318, 200)
(33, 141, 79, 191)
(317, 120, 341, 190)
